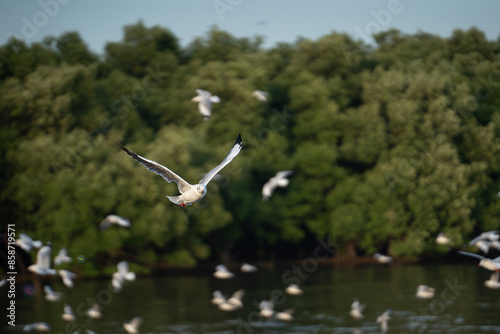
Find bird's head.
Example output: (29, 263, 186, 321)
(197, 185, 207, 196)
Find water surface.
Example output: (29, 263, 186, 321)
(10, 264, 500, 333)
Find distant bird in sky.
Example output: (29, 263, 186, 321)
(213, 264, 235, 279)
(457, 251, 500, 272)
(122, 134, 242, 207)
(44, 285, 62, 302)
(62, 304, 76, 322)
(349, 299, 366, 320)
(59, 269, 77, 289)
(276, 309, 294, 321)
(28, 242, 56, 275)
(191, 89, 220, 121)
(285, 283, 303, 295)
(258, 300, 275, 318)
(376, 309, 391, 333)
(16, 233, 42, 252)
(23, 323, 50, 332)
(99, 215, 131, 230)
(54, 248, 72, 266)
(123, 317, 142, 334)
(86, 303, 102, 319)
(252, 90, 269, 102)
(484, 272, 500, 290)
(112, 261, 136, 292)
(256, 20, 268, 25)
(262, 170, 293, 200)
(416, 285, 435, 299)
(240, 263, 258, 272)
(374, 253, 392, 263)
(435, 232, 451, 245)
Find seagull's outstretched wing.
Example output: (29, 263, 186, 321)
(199, 134, 243, 186)
(122, 147, 192, 193)
(457, 250, 487, 260)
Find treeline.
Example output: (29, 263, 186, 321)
(1, 22, 500, 276)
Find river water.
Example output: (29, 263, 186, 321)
(10, 264, 500, 333)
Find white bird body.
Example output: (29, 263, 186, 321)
(349, 299, 365, 320)
(213, 264, 235, 279)
(259, 300, 275, 318)
(123, 317, 142, 334)
(227, 289, 245, 308)
(122, 134, 242, 207)
(416, 285, 435, 299)
(485, 272, 500, 289)
(374, 253, 392, 263)
(59, 269, 77, 289)
(112, 261, 136, 292)
(16, 233, 42, 252)
(62, 304, 76, 321)
(211, 290, 226, 305)
(275, 309, 294, 321)
(377, 309, 391, 333)
(435, 232, 451, 245)
(23, 323, 50, 332)
(262, 170, 293, 200)
(457, 251, 500, 272)
(86, 303, 102, 319)
(54, 248, 72, 266)
(28, 243, 56, 275)
(99, 215, 131, 230)
(252, 90, 269, 102)
(44, 285, 62, 302)
(191, 89, 220, 120)
(240, 263, 258, 272)
(285, 283, 303, 295)
(469, 231, 500, 253)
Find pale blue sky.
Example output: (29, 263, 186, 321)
(1, 0, 499, 54)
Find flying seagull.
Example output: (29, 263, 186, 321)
(122, 134, 242, 207)
(59, 269, 77, 289)
(86, 303, 102, 319)
(16, 233, 42, 252)
(28, 242, 56, 275)
(457, 250, 500, 272)
(112, 261, 136, 292)
(262, 170, 293, 200)
(377, 309, 391, 333)
(123, 317, 142, 334)
(54, 248, 72, 266)
(191, 89, 220, 121)
(211, 290, 226, 305)
(44, 285, 62, 302)
(485, 272, 500, 290)
(99, 215, 131, 230)
(62, 303, 76, 322)
(349, 299, 366, 320)
(252, 90, 269, 102)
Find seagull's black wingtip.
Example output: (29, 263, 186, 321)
(121, 146, 131, 155)
(236, 133, 242, 145)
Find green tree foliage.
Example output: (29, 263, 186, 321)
(1, 24, 500, 276)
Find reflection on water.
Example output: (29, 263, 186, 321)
(10, 264, 500, 333)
